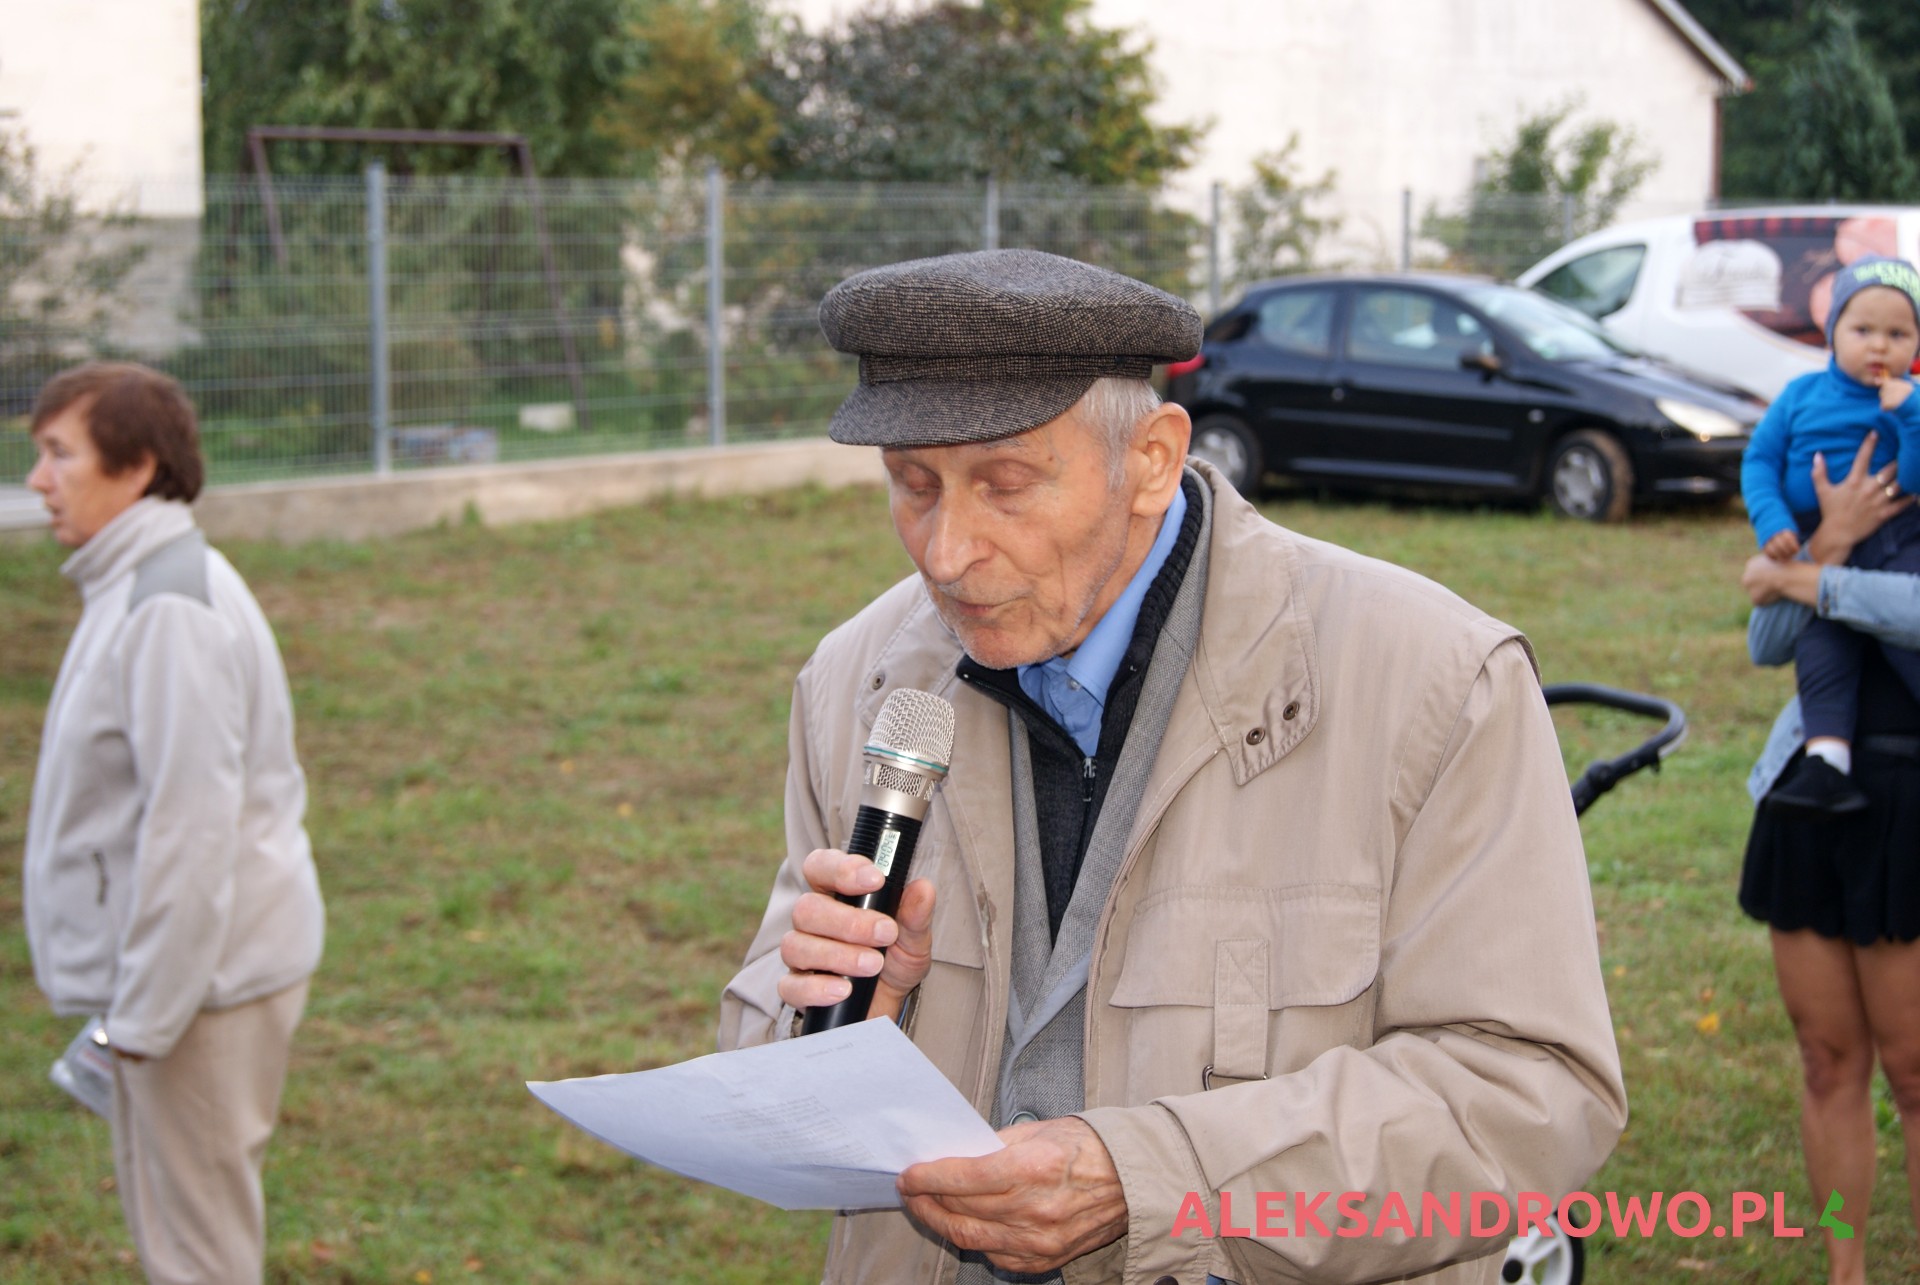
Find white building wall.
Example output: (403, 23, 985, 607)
(0, 0, 204, 217)
(780, 0, 1732, 262)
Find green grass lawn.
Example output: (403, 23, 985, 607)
(0, 484, 1907, 1283)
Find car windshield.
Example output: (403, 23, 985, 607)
(1457, 284, 1637, 361)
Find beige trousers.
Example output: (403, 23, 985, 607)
(110, 981, 309, 1285)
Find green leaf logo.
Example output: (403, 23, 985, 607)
(1819, 1190, 1854, 1239)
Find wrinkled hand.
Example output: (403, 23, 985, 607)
(1807, 433, 1911, 562)
(776, 848, 934, 1022)
(1761, 528, 1802, 562)
(898, 1116, 1129, 1275)
(1881, 374, 1914, 412)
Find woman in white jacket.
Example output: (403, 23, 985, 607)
(23, 362, 324, 1284)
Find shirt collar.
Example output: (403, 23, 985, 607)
(1017, 483, 1188, 753)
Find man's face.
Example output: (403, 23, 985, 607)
(1832, 285, 1920, 386)
(884, 413, 1142, 670)
(25, 402, 154, 548)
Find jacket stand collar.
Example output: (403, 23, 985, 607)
(61, 498, 198, 602)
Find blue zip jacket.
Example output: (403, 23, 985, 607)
(1741, 360, 1920, 546)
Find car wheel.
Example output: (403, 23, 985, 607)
(1547, 429, 1634, 523)
(1189, 416, 1262, 493)
(1501, 1217, 1585, 1284)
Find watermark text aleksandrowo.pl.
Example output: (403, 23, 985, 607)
(1170, 1190, 1818, 1240)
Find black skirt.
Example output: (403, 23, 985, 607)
(1740, 737, 1920, 944)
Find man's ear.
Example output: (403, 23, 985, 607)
(1130, 401, 1191, 518)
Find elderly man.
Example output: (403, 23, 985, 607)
(719, 250, 1624, 1285)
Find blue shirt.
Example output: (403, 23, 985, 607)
(1741, 359, 1920, 546)
(1017, 484, 1188, 757)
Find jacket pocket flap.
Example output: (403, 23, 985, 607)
(1108, 884, 1379, 1008)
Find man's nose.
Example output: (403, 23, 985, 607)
(919, 499, 988, 584)
(25, 455, 52, 494)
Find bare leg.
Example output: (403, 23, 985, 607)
(1773, 928, 1875, 1285)
(1854, 939, 1920, 1241)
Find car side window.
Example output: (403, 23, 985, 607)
(1534, 245, 1646, 320)
(1346, 288, 1489, 371)
(1253, 289, 1335, 358)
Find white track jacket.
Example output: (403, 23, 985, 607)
(24, 498, 324, 1058)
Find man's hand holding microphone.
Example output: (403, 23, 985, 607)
(773, 686, 1130, 1274)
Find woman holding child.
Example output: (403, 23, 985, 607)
(1742, 428, 1920, 1285)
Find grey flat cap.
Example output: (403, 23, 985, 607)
(819, 249, 1202, 447)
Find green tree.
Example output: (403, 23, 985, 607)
(744, 0, 1202, 184)
(1227, 135, 1340, 288)
(200, 0, 650, 176)
(1422, 103, 1656, 278)
(1775, 3, 1917, 200)
(598, 0, 780, 177)
(1686, 0, 1920, 198)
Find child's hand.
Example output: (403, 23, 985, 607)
(1763, 529, 1802, 561)
(1883, 376, 1915, 411)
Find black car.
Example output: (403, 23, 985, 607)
(1167, 273, 1764, 521)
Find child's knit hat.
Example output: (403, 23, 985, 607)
(1826, 254, 1920, 346)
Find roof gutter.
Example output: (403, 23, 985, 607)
(1645, 0, 1752, 93)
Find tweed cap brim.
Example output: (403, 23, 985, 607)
(819, 248, 1202, 448)
(829, 373, 1103, 447)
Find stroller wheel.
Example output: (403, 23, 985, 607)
(1501, 1213, 1585, 1283)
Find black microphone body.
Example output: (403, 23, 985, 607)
(800, 688, 954, 1035)
(799, 805, 925, 1033)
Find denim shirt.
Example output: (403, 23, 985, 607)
(1746, 564, 1920, 801)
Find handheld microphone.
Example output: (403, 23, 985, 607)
(801, 687, 956, 1034)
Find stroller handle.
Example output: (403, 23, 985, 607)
(1542, 683, 1689, 817)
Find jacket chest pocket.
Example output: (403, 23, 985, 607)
(1106, 883, 1380, 1089)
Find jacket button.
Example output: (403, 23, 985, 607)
(1245, 727, 1265, 745)
(1153, 1277, 1178, 1285)
(1009, 1110, 1038, 1125)
(1283, 700, 1300, 720)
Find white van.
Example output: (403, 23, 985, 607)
(1516, 206, 1920, 401)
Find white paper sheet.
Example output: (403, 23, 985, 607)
(527, 1017, 1004, 1210)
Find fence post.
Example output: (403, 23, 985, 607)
(984, 177, 1000, 251)
(706, 163, 726, 449)
(366, 161, 391, 476)
(1207, 180, 1222, 318)
(1401, 188, 1413, 271)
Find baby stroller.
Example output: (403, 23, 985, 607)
(1500, 683, 1689, 1285)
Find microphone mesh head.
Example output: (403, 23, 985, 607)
(869, 688, 957, 773)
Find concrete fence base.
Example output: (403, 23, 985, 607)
(6, 438, 887, 546)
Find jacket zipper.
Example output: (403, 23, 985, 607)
(1081, 756, 1098, 836)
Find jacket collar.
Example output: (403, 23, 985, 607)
(61, 498, 198, 602)
(1180, 460, 1319, 785)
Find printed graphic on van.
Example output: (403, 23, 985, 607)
(1681, 216, 1902, 349)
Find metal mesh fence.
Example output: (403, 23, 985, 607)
(0, 175, 1704, 487)
(1, 173, 1208, 484)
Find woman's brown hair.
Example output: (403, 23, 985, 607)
(31, 362, 204, 502)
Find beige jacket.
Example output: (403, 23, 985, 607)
(721, 465, 1625, 1285)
